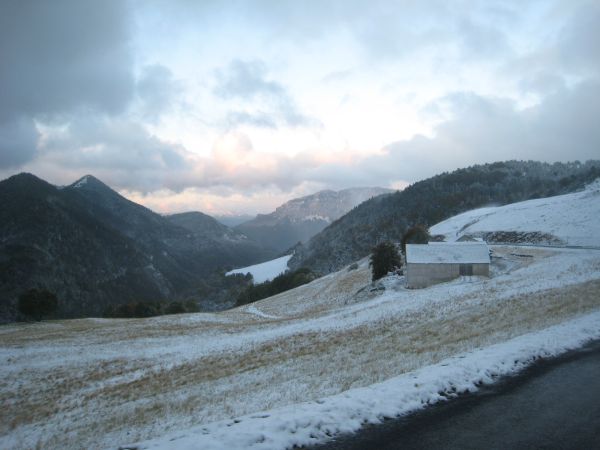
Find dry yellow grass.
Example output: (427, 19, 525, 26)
(1, 247, 599, 449)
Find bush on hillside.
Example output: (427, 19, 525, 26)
(18, 288, 58, 321)
(165, 301, 186, 315)
(183, 299, 200, 313)
(102, 299, 200, 318)
(369, 241, 401, 281)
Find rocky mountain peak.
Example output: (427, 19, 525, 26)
(235, 186, 392, 253)
(69, 174, 116, 193)
(269, 187, 392, 223)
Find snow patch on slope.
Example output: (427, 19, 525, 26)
(72, 175, 90, 188)
(301, 214, 331, 222)
(226, 255, 292, 284)
(245, 305, 280, 320)
(431, 180, 600, 246)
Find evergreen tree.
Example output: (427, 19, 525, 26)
(18, 289, 58, 321)
(370, 241, 401, 281)
(401, 225, 430, 253)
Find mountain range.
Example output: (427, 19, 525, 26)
(235, 187, 391, 253)
(3, 160, 598, 323)
(0, 174, 390, 322)
(0, 174, 272, 322)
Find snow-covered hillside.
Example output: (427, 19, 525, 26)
(226, 254, 292, 284)
(2, 245, 600, 450)
(431, 179, 600, 246)
(2, 186, 600, 450)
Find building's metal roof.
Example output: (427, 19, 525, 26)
(406, 243, 490, 264)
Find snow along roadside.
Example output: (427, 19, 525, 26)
(128, 310, 600, 450)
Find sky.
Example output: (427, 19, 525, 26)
(1, 0, 599, 216)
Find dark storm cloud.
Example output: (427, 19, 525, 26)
(0, 0, 134, 121)
(0, 0, 135, 168)
(214, 59, 318, 129)
(0, 117, 40, 168)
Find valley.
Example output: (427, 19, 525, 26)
(235, 187, 391, 254)
(1, 167, 600, 449)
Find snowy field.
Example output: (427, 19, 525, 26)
(431, 179, 600, 246)
(226, 254, 293, 284)
(1, 245, 600, 449)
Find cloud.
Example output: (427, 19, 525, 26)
(504, 1, 600, 88)
(518, 71, 566, 96)
(0, 0, 135, 168)
(33, 116, 190, 192)
(0, 2, 186, 171)
(457, 18, 511, 60)
(213, 59, 318, 129)
(224, 111, 277, 129)
(368, 78, 600, 182)
(0, 0, 134, 121)
(105, 72, 600, 215)
(17, 77, 600, 199)
(214, 59, 284, 99)
(2, 0, 599, 216)
(557, 2, 600, 73)
(23, 121, 302, 194)
(0, 117, 40, 169)
(135, 64, 182, 122)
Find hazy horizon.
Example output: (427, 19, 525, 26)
(1, 0, 599, 215)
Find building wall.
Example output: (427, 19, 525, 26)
(406, 263, 489, 288)
(472, 263, 489, 277)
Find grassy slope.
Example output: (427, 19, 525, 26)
(1, 246, 600, 449)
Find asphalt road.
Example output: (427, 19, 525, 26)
(305, 340, 600, 450)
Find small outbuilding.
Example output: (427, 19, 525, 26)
(405, 242, 490, 288)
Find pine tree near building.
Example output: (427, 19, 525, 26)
(401, 225, 431, 253)
(370, 241, 401, 281)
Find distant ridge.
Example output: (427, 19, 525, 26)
(235, 187, 392, 253)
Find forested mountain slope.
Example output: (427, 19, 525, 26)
(0, 174, 269, 322)
(289, 160, 600, 274)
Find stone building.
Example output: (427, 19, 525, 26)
(405, 242, 490, 288)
